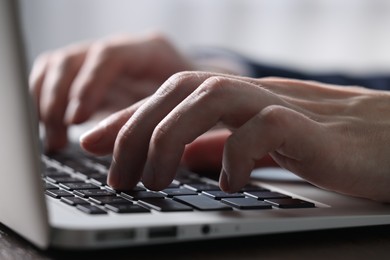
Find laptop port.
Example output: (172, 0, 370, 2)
(148, 226, 177, 239)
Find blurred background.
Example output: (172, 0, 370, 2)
(20, 0, 390, 75)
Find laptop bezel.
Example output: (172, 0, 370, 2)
(0, 0, 50, 249)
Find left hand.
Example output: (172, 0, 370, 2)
(29, 33, 193, 151)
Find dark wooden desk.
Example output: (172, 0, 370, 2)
(1, 223, 390, 259)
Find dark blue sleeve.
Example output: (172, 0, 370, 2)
(247, 60, 390, 91)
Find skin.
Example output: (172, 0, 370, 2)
(30, 34, 390, 203)
(29, 33, 193, 151)
(79, 73, 390, 202)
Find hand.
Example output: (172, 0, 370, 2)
(81, 72, 390, 202)
(29, 33, 193, 151)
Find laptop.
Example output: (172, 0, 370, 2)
(1, 0, 390, 250)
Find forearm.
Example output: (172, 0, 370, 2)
(191, 47, 390, 90)
(248, 60, 390, 90)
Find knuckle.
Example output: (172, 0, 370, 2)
(151, 123, 171, 148)
(203, 76, 227, 90)
(158, 72, 227, 99)
(115, 123, 133, 153)
(258, 105, 287, 127)
(117, 122, 132, 144)
(158, 71, 198, 95)
(168, 71, 196, 84)
(198, 76, 230, 99)
(89, 40, 116, 65)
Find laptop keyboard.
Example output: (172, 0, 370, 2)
(42, 148, 315, 215)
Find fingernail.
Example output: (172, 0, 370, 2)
(64, 99, 80, 124)
(107, 159, 121, 189)
(219, 168, 231, 192)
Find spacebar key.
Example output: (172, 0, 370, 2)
(174, 195, 232, 211)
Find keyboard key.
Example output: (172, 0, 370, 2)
(61, 196, 90, 206)
(221, 197, 272, 210)
(139, 198, 193, 212)
(240, 184, 270, 192)
(73, 165, 100, 176)
(113, 185, 146, 193)
(165, 181, 181, 189)
(44, 167, 68, 177)
(77, 168, 105, 177)
(265, 198, 315, 208)
(87, 155, 112, 168)
(45, 182, 58, 190)
(174, 175, 203, 185)
(174, 195, 232, 211)
(244, 191, 291, 200)
(76, 204, 107, 215)
(73, 189, 115, 198)
(202, 190, 245, 200)
(59, 182, 100, 190)
(89, 196, 132, 205)
(46, 175, 84, 184)
(89, 175, 108, 186)
(160, 188, 198, 197)
(121, 190, 165, 200)
(105, 204, 150, 214)
(45, 189, 73, 198)
(45, 150, 317, 214)
(61, 159, 96, 173)
(184, 183, 220, 192)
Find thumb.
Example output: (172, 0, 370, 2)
(182, 128, 278, 174)
(182, 129, 229, 173)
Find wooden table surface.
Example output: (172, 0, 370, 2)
(1, 223, 390, 260)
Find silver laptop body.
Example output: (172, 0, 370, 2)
(1, 0, 390, 250)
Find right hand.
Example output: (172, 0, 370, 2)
(29, 33, 193, 152)
(81, 73, 390, 202)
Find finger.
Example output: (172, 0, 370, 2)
(108, 72, 213, 190)
(29, 53, 50, 118)
(182, 128, 278, 173)
(142, 76, 290, 190)
(64, 40, 128, 124)
(182, 128, 230, 173)
(64, 34, 179, 124)
(256, 78, 370, 118)
(221, 105, 323, 192)
(259, 77, 362, 100)
(108, 72, 287, 190)
(39, 47, 87, 151)
(80, 97, 148, 155)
